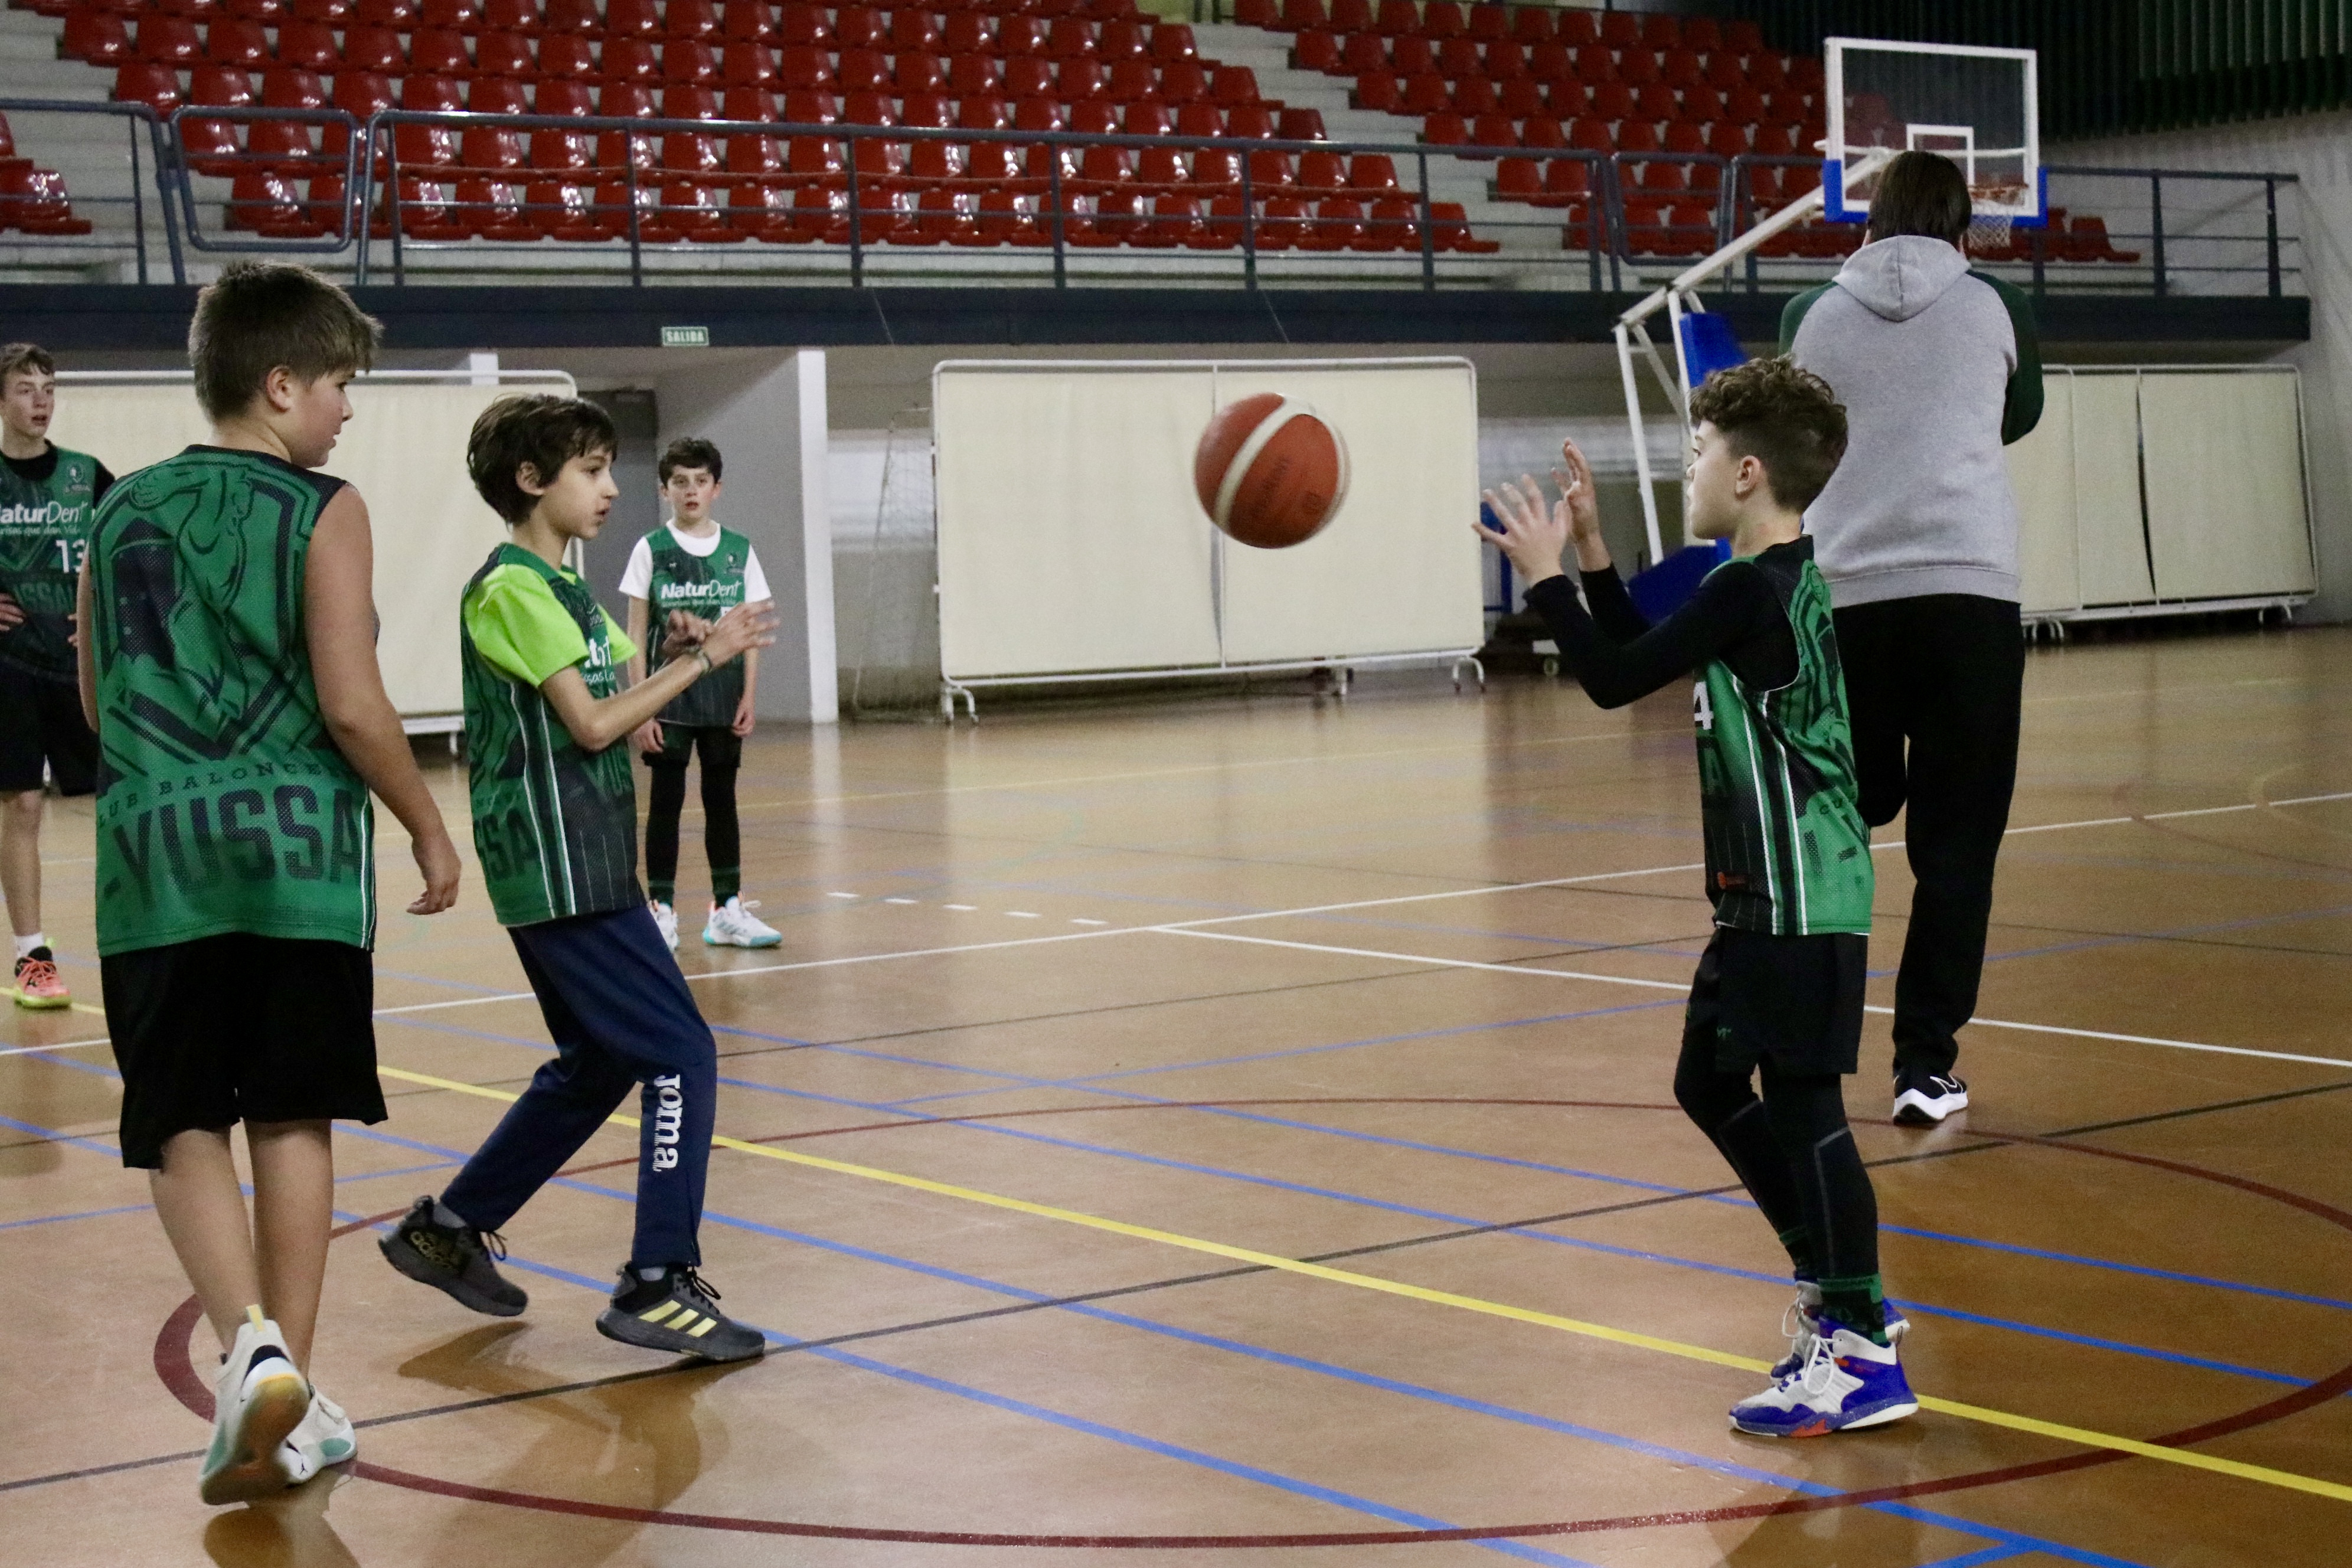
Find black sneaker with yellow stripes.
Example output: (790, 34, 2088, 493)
(595, 1265, 767, 1362)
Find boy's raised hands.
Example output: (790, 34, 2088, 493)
(1473, 437, 1613, 589)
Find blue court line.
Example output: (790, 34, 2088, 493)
(375, 1009, 2352, 1339)
(1914, 1547, 2032, 1568)
(331, 1128, 2142, 1568)
(700, 1069, 2352, 1400)
(0, 1111, 117, 1158)
(321, 1184, 1600, 1567)
(0, 1200, 151, 1231)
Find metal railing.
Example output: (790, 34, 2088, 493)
(0, 99, 180, 284)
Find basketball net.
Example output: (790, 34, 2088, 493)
(1964, 182, 2027, 257)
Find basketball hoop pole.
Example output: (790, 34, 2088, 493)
(1612, 148, 1894, 560)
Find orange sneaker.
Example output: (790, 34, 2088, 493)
(12, 950, 68, 1010)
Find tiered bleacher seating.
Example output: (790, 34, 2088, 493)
(1235, 0, 1831, 258)
(43, 0, 1497, 252)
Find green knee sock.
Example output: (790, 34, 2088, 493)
(1776, 1227, 1815, 1281)
(649, 877, 675, 905)
(1817, 1274, 1889, 1345)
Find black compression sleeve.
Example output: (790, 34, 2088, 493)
(1522, 564, 1786, 709)
(1577, 561, 1652, 642)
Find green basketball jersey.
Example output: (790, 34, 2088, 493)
(1693, 539, 1874, 936)
(89, 447, 374, 957)
(461, 543, 644, 927)
(0, 446, 100, 681)
(641, 525, 750, 728)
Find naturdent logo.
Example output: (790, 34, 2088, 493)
(658, 579, 734, 600)
(0, 501, 75, 528)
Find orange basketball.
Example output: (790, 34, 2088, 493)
(1193, 393, 1350, 550)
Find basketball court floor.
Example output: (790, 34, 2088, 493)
(5, 623, 2349, 1567)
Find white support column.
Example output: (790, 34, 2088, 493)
(657, 348, 839, 724)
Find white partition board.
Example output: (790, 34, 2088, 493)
(2069, 373, 2157, 607)
(2139, 371, 2314, 601)
(2005, 370, 2079, 615)
(932, 358, 1482, 682)
(51, 372, 570, 718)
(1211, 362, 1484, 664)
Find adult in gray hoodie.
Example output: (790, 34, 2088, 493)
(1781, 151, 2043, 1129)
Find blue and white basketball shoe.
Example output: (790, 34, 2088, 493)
(1770, 1283, 1909, 1379)
(1732, 1317, 1918, 1438)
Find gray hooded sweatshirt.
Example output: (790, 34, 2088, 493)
(1781, 236, 2043, 607)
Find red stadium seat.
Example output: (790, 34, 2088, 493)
(723, 1, 775, 43)
(997, 15, 1047, 55)
(275, 20, 341, 71)
(1436, 37, 1479, 77)
(476, 32, 535, 79)
(723, 44, 778, 86)
(1102, 58, 1155, 102)
(135, 16, 204, 64)
(1158, 59, 1208, 102)
(1724, 84, 1766, 125)
(1373, 0, 1414, 37)
(483, 0, 538, 32)
(355, 0, 419, 23)
(1002, 56, 1054, 99)
(1225, 103, 1277, 136)
(949, 54, 1002, 96)
(1661, 48, 1704, 90)
(781, 89, 838, 123)
(1046, 17, 1094, 58)
(1618, 49, 1658, 86)
(1400, 72, 1448, 114)
(1491, 155, 1537, 201)
(668, 0, 721, 40)
(63, 8, 132, 66)
(834, 6, 886, 49)
(940, 11, 991, 54)
(394, 76, 464, 169)
(1546, 79, 1589, 119)
(1328, 0, 1371, 32)
(1635, 83, 1679, 123)
(1495, 76, 1543, 117)
(1589, 81, 1634, 122)
(1726, 21, 1765, 53)
(1468, 112, 1515, 151)
(1705, 52, 1746, 92)
(1350, 70, 1399, 111)
(1279, 0, 1327, 32)
(596, 38, 653, 83)
(1340, 32, 1389, 74)
(900, 92, 951, 129)
(471, 76, 529, 115)
(1060, 57, 1108, 99)
(1390, 35, 1434, 74)
(664, 82, 720, 119)
(606, 0, 661, 38)
(1278, 106, 1326, 138)
(1789, 57, 1825, 92)
(1484, 40, 1525, 79)
(1453, 76, 1497, 115)
(1749, 53, 1789, 92)
(543, 0, 596, 30)
(410, 30, 474, 78)
(891, 8, 941, 53)
(1295, 194, 1360, 251)
(722, 84, 778, 120)
(1422, 2, 1464, 38)
(420, 0, 484, 34)
(534, 32, 593, 79)
(263, 66, 328, 109)
(1599, 11, 1639, 47)
(227, 0, 288, 20)
(459, 120, 526, 173)
(776, 45, 831, 89)
(229, 171, 329, 237)
(1294, 146, 1343, 192)
(1291, 31, 1340, 73)
(836, 48, 888, 92)
(1526, 40, 1570, 83)
(664, 40, 717, 85)
(1420, 111, 1467, 146)
(1763, 90, 1807, 128)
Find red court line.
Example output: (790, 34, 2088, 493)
(148, 1102, 2352, 1547)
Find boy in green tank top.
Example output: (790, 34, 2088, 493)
(0, 341, 117, 1010)
(80, 263, 463, 1503)
(1481, 357, 1917, 1439)
(378, 395, 780, 1366)
(619, 437, 778, 952)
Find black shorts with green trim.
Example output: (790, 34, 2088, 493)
(1681, 926, 1867, 1078)
(102, 933, 384, 1168)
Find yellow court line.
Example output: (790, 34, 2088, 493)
(374, 1062, 2352, 1505)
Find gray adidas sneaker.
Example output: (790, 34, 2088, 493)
(379, 1196, 528, 1317)
(595, 1266, 767, 1362)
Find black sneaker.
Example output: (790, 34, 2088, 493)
(1892, 1070, 1969, 1126)
(378, 1196, 528, 1317)
(596, 1266, 767, 1362)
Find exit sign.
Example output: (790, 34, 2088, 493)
(660, 325, 711, 348)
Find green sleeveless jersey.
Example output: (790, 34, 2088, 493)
(1693, 539, 1874, 936)
(641, 525, 749, 727)
(0, 446, 101, 680)
(89, 447, 374, 956)
(460, 543, 644, 927)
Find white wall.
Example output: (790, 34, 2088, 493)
(654, 349, 839, 722)
(2053, 108, 2352, 620)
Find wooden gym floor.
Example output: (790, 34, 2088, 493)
(6, 624, 2351, 1568)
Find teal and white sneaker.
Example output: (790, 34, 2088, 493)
(279, 1389, 357, 1485)
(199, 1307, 310, 1504)
(703, 896, 782, 949)
(1770, 1283, 1909, 1379)
(1733, 1317, 1917, 1438)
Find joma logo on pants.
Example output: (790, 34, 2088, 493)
(651, 1074, 684, 1171)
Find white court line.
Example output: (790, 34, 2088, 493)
(0, 1036, 110, 1058)
(1161, 928, 2352, 1073)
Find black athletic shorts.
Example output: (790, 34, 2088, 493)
(1681, 926, 1867, 1077)
(0, 665, 97, 796)
(102, 933, 384, 1169)
(642, 723, 741, 770)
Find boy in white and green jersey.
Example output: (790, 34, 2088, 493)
(617, 436, 777, 951)
(1482, 357, 1916, 1440)
(378, 394, 778, 1366)
(0, 341, 116, 1008)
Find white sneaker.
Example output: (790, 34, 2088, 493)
(649, 899, 678, 950)
(199, 1306, 310, 1505)
(703, 896, 782, 949)
(1731, 1319, 1917, 1438)
(279, 1389, 357, 1485)
(1892, 1070, 1969, 1126)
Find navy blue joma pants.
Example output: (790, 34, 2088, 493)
(440, 904, 717, 1270)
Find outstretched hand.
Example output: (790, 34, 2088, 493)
(659, 608, 709, 661)
(1476, 473, 1571, 589)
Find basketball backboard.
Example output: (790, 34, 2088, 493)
(1822, 38, 2044, 228)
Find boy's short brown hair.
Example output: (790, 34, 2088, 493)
(467, 394, 618, 523)
(657, 436, 723, 484)
(0, 342, 54, 386)
(187, 260, 382, 421)
(1688, 357, 1848, 513)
